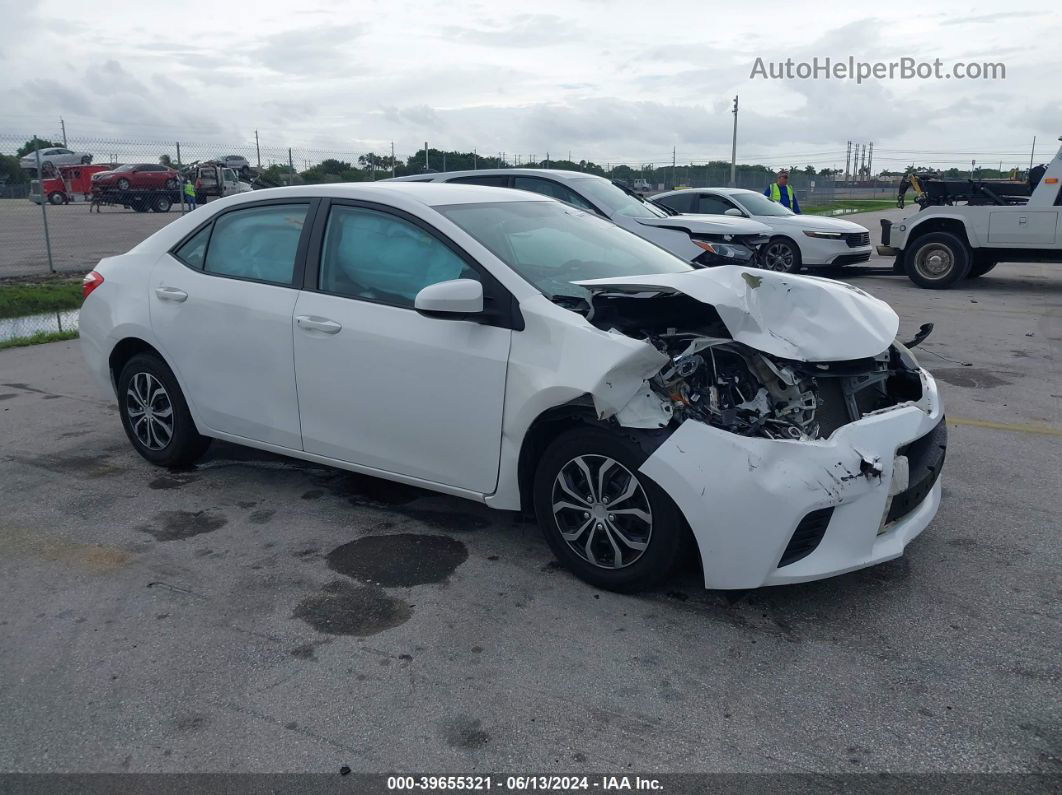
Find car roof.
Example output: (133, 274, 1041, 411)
(658, 187, 756, 196)
(218, 181, 557, 208)
(386, 168, 598, 184)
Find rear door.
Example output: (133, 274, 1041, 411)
(149, 200, 317, 449)
(291, 200, 511, 492)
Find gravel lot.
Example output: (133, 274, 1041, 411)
(0, 225, 1059, 775)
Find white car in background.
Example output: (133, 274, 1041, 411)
(79, 183, 944, 593)
(20, 147, 93, 170)
(389, 169, 774, 268)
(653, 188, 874, 273)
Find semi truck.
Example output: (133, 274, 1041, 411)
(878, 137, 1062, 288)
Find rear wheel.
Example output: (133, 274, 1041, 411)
(533, 426, 686, 593)
(164, 178, 178, 190)
(904, 231, 971, 289)
(152, 195, 172, 213)
(117, 353, 210, 467)
(760, 237, 802, 272)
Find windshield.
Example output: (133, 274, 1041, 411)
(437, 201, 693, 301)
(568, 178, 669, 220)
(731, 192, 794, 217)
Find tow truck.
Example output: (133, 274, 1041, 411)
(878, 137, 1062, 288)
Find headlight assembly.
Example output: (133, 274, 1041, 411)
(803, 230, 844, 239)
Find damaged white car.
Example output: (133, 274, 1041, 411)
(80, 183, 946, 592)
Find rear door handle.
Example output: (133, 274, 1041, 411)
(296, 315, 342, 334)
(154, 286, 188, 302)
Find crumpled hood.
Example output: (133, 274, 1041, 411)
(636, 214, 771, 237)
(576, 266, 899, 362)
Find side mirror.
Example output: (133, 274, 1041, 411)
(724, 207, 744, 216)
(414, 279, 483, 318)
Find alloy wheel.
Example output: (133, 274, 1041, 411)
(761, 241, 795, 271)
(551, 455, 653, 569)
(126, 372, 174, 451)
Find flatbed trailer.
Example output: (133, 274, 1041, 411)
(90, 187, 182, 214)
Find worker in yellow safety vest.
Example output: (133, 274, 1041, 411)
(182, 178, 197, 209)
(764, 170, 800, 213)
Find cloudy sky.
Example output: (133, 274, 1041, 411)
(1, 0, 1058, 171)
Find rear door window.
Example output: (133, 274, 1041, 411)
(655, 193, 694, 213)
(202, 204, 309, 285)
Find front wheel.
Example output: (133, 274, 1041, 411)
(116, 178, 130, 190)
(48, 192, 64, 205)
(164, 178, 178, 190)
(759, 237, 802, 272)
(117, 353, 211, 467)
(904, 232, 971, 288)
(80, 155, 92, 164)
(533, 426, 686, 593)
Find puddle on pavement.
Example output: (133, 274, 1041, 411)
(326, 533, 468, 587)
(293, 580, 412, 636)
(0, 309, 79, 342)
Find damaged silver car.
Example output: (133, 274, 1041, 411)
(80, 182, 945, 592)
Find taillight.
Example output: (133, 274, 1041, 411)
(82, 270, 104, 299)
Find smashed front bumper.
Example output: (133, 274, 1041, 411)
(640, 370, 944, 589)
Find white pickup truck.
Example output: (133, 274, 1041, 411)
(879, 138, 1062, 288)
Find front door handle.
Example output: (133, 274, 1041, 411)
(154, 286, 188, 302)
(296, 315, 342, 334)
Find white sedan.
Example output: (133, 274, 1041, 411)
(20, 146, 93, 170)
(653, 188, 874, 273)
(80, 183, 945, 592)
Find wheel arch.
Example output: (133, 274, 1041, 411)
(108, 337, 164, 390)
(905, 215, 976, 248)
(515, 397, 601, 514)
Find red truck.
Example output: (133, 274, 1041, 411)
(31, 164, 112, 205)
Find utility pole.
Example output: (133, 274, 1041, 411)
(176, 141, 184, 216)
(60, 117, 67, 147)
(255, 130, 261, 168)
(546, 151, 550, 169)
(442, 151, 447, 171)
(867, 142, 873, 180)
(858, 144, 866, 181)
(288, 148, 294, 186)
(424, 141, 429, 172)
(391, 142, 395, 178)
(1030, 136, 1037, 171)
(729, 95, 738, 187)
(844, 141, 851, 182)
(473, 148, 477, 170)
(971, 160, 976, 179)
(672, 146, 676, 189)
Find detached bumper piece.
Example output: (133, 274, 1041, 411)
(887, 417, 947, 524)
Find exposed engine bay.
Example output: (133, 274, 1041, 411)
(577, 286, 924, 441)
(645, 333, 923, 440)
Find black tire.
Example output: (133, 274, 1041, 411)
(759, 236, 802, 273)
(164, 178, 178, 190)
(152, 195, 172, 213)
(967, 256, 998, 278)
(904, 231, 971, 289)
(41, 160, 53, 170)
(80, 155, 92, 164)
(117, 353, 210, 467)
(532, 425, 686, 593)
(116, 178, 130, 190)
(48, 192, 64, 205)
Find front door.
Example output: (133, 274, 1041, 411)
(293, 202, 511, 493)
(149, 200, 315, 449)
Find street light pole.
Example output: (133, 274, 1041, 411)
(729, 95, 738, 187)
